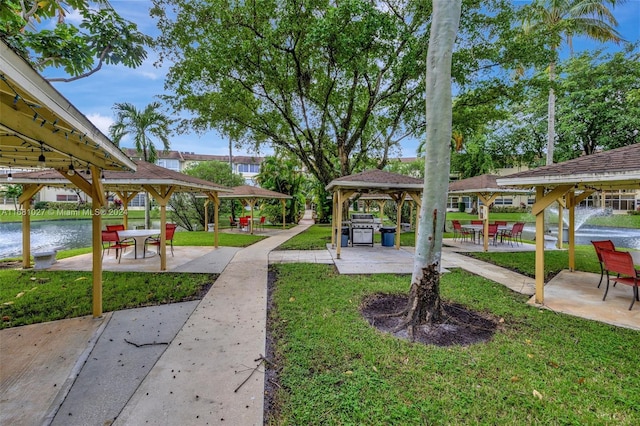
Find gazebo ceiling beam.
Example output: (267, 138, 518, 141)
(531, 185, 573, 216)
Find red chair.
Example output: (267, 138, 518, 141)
(259, 216, 266, 230)
(471, 220, 483, 225)
(239, 216, 249, 231)
(591, 240, 616, 288)
(145, 224, 177, 257)
(600, 249, 640, 310)
(502, 222, 524, 246)
(101, 230, 134, 262)
(481, 223, 499, 245)
(106, 224, 125, 231)
(451, 220, 470, 242)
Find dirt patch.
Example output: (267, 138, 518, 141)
(361, 293, 498, 346)
(0, 260, 21, 270)
(264, 267, 281, 423)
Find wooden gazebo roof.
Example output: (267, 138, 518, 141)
(326, 169, 423, 191)
(0, 40, 134, 318)
(5, 160, 232, 194)
(497, 144, 640, 190)
(496, 143, 640, 307)
(0, 41, 135, 172)
(218, 185, 292, 199)
(449, 174, 529, 194)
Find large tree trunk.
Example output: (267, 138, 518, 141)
(403, 0, 461, 333)
(546, 58, 556, 166)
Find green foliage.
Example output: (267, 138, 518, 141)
(555, 46, 640, 160)
(268, 264, 640, 424)
(151, 0, 546, 186)
(256, 154, 308, 224)
(169, 161, 244, 230)
(0, 184, 22, 210)
(109, 102, 173, 163)
(0, 270, 213, 329)
(0, 1, 151, 81)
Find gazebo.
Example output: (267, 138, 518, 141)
(325, 170, 424, 259)
(497, 144, 640, 305)
(218, 185, 292, 234)
(1, 40, 135, 317)
(2, 161, 232, 271)
(448, 174, 533, 252)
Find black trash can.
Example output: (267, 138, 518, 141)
(337, 226, 349, 247)
(380, 227, 396, 247)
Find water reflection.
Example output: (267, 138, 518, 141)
(522, 224, 640, 250)
(0, 219, 159, 259)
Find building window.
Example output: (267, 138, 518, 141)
(604, 191, 635, 211)
(237, 163, 260, 173)
(128, 193, 147, 207)
(156, 159, 180, 172)
(493, 198, 513, 206)
(56, 194, 78, 202)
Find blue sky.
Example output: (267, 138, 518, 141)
(45, 0, 640, 158)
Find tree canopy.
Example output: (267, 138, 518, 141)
(555, 46, 640, 160)
(1, 0, 151, 81)
(151, 0, 548, 190)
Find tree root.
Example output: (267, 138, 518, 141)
(373, 308, 408, 319)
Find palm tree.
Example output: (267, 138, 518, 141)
(109, 102, 173, 228)
(1, 184, 22, 211)
(522, 0, 625, 165)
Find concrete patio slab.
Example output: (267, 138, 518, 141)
(49, 301, 199, 426)
(47, 246, 240, 274)
(0, 315, 109, 426)
(533, 270, 640, 330)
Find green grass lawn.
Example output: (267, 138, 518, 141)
(0, 270, 214, 329)
(267, 264, 640, 424)
(0, 230, 265, 328)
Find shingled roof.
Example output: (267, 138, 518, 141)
(497, 144, 640, 190)
(326, 169, 423, 191)
(448, 174, 530, 194)
(218, 185, 291, 199)
(2, 160, 232, 193)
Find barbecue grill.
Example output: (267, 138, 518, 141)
(350, 213, 375, 246)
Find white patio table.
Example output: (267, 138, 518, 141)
(117, 229, 160, 259)
(460, 224, 508, 244)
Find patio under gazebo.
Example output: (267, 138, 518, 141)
(325, 169, 423, 259)
(448, 174, 533, 252)
(2, 161, 233, 271)
(218, 185, 292, 234)
(1, 40, 135, 317)
(497, 143, 640, 306)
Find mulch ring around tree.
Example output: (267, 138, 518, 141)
(361, 293, 500, 346)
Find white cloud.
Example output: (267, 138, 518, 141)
(86, 113, 114, 136)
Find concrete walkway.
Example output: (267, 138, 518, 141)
(114, 224, 311, 426)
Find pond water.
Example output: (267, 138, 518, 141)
(522, 224, 640, 250)
(0, 219, 161, 259)
(2, 220, 639, 260)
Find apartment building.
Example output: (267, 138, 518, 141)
(0, 149, 263, 208)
